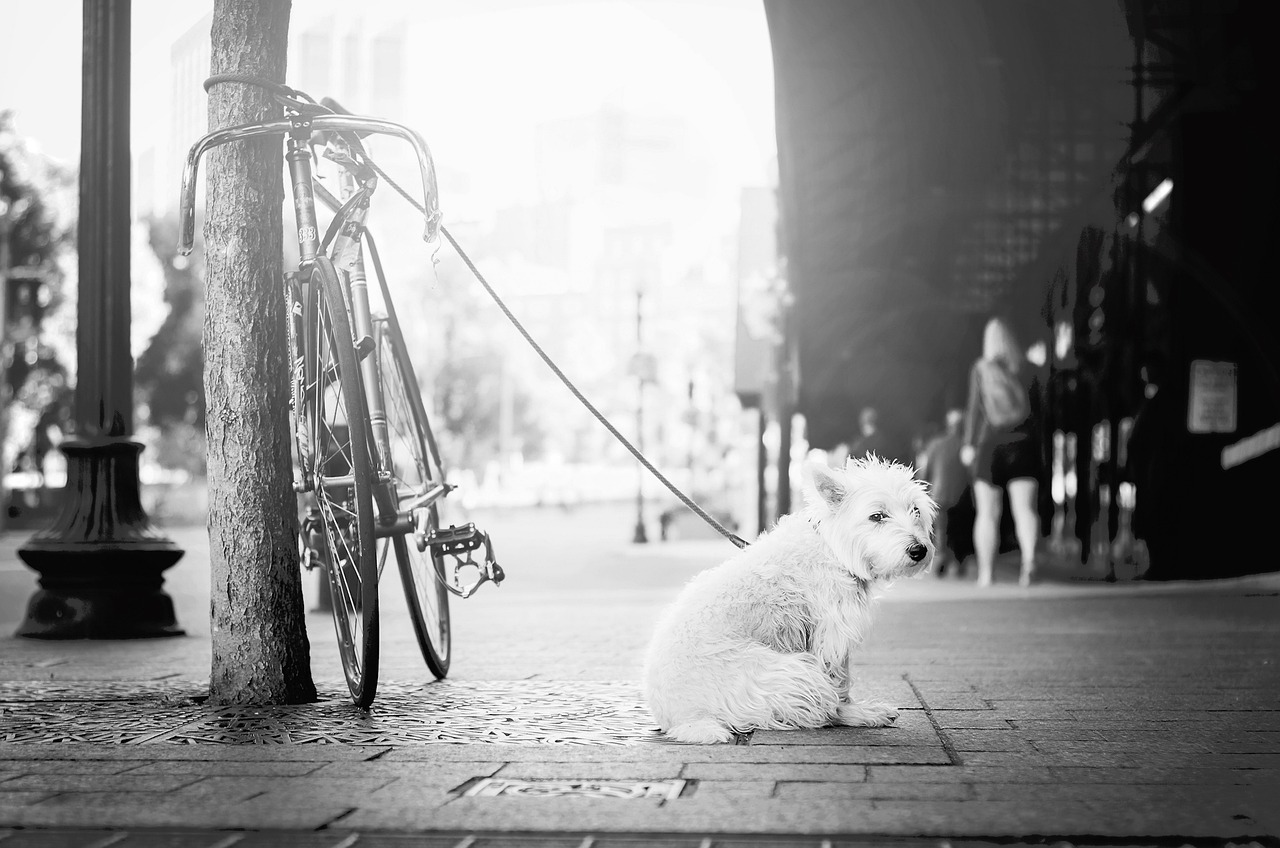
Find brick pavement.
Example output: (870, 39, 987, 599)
(1, 504, 1279, 845)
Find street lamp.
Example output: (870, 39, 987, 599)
(630, 287, 652, 544)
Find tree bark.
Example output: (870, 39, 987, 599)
(204, 0, 315, 704)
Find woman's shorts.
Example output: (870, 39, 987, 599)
(974, 430, 1041, 487)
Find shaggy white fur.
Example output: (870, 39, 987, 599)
(643, 455, 937, 744)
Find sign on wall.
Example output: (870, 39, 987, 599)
(1187, 359, 1237, 434)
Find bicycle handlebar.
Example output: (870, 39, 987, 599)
(178, 114, 441, 256)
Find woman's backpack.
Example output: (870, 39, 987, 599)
(978, 359, 1029, 430)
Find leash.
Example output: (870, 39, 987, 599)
(433, 223, 748, 550)
(203, 75, 749, 550)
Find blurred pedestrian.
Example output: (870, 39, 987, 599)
(960, 318, 1042, 587)
(918, 408, 966, 576)
(849, 406, 908, 465)
(1124, 353, 1168, 579)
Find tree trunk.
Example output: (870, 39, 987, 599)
(204, 0, 315, 704)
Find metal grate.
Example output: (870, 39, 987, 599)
(0, 680, 664, 746)
(463, 778, 688, 801)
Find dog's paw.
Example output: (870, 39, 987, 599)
(665, 719, 735, 744)
(834, 700, 899, 728)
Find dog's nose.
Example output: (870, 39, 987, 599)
(907, 543, 928, 562)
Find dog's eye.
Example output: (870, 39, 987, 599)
(912, 505, 921, 516)
(869, 512, 885, 523)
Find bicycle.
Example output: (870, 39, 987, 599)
(178, 79, 505, 708)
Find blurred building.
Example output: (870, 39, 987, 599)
(157, 9, 408, 219)
(472, 105, 739, 474)
(764, 0, 1279, 579)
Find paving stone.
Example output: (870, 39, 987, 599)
(867, 764, 1058, 783)
(942, 729, 1035, 752)
(0, 744, 391, 761)
(861, 798, 1249, 838)
(681, 764, 867, 782)
(230, 834, 374, 848)
(775, 780, 973, 801)
(0, 761, 150, 776)
(307, 760, 504, 779)
(336, 796, 878, 835)
(378, 744, 939, 764)
(0, 794, 345, 830)
(169, 775, 394, 803)
(0, 829, 128, 848)
(1013, 717, 1226, 733)
(0, 791, 55, 806)
(847, 677, 917, 705)
(959, 750, 1136, 767)
(748, 724, 938, 748)
(980, 703, 1080, 720)
(686, 779, 775, 799)
(930, 711, 1013, 729)
(122, 760, 327, 776)
(1124, 752, 1280, 768)
(1050, 765, 1277, 785)
(1033, 737, 1213, 754)
(115, 834, 296, 848)
(2, 530, 1279, 841)
(590, 838, 711, 848)
(1003, 725, 1108, 741)
(0, 774, 204, 793)
(353, 781, 476, 807)
(493, 762, 684, 780)
(300, 836, 467, 848)
(915, 693, 992, 710)
(1066, 709, 1262, 723)
(1209, 734, 1280, 754)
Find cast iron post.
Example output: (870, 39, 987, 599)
(17, 0, 185, 638)
(632, 288, 648, 544)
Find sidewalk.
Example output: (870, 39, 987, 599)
(1, 503, 1278, 846)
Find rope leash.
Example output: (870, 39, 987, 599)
(203, 75, 749, 550)
(370, 154, 746, 549)
(438, 224, 749, 550)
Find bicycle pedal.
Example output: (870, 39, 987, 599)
(426, 523, 485, 556)
(428, 524, 504, 598)
(354, 334, 375, 360)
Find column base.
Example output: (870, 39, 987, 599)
(16, 439, 185, 639)
(16, 575, 184, 640)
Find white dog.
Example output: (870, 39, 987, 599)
(644, 454, 936, 743)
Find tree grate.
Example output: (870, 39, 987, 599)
(0, 680, 665, 746)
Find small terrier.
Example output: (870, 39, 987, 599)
(644, 455, 936, 743)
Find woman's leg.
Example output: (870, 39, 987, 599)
(933, 507, 951, 575)
(1007, 477, 1041, 585)
(971, 479, 1002, 586)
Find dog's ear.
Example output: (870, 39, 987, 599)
(803, 460, 848, 513)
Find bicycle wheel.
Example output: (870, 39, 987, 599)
(374, 317, 451, 678)
(305, 257, 380, 707)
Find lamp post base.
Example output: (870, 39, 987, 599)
(16, 439, 185, 639)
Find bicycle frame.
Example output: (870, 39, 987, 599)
(178, 114, 441, 259)
(180, 103, 499, 601)
(178, 109, 447, 525)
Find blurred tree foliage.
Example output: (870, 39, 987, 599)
(131, 214, 547, 480)
(0, 111, 77, 478)
(135, 214, 206, 475)
(395, 248, 545, 475)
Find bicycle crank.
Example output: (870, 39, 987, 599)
(424, 522, 505, 599)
